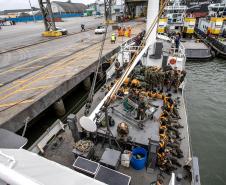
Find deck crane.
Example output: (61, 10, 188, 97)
(38, 0, 64, 37)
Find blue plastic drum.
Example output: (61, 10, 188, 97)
(130, 147, 147, 170)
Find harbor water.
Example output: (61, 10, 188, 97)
(186, 58, 226, 185)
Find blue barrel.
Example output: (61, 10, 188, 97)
(130, 147, 147, 170)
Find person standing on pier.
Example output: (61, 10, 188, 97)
(81, 24, 85, 32)
(111, 33, 116, 44)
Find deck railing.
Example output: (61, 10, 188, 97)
(169, 43, 186, 59)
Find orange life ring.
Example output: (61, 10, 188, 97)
(169, 58, 176, 65)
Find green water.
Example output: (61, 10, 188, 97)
(185, 58, 226, 185)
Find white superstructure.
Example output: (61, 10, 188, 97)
(0, 149, 106, 185)
(197, 1, 226, 35)
(164, 0, 187, 25)
(208, 1, 226, 17)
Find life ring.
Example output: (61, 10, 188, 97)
(169, 58, 176, 65)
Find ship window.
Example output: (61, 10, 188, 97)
(216, 22, 223, 26)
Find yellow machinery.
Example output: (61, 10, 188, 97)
(157, 18, 168, 33)
(38, 0, 63, 37)
(183, 17, 196, 35)
(208, 17, 224, 35)
(42, 31, 62, 37)
(105, 20, 115, 24)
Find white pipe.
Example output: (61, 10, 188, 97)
(0, 163, 42, 185)
(146, 0, 159, 53)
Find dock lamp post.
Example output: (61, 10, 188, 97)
(28, 0, 36, 22)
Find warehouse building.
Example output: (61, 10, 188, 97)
(51, 1, 87, 14)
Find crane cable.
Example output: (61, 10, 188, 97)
(84, 23, 109, 116)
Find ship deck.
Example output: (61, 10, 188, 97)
(32, 34, 192, 185)
(42, 83, 191, 185)
(181, 39, 211, 60)
(182, 40, 209, 50)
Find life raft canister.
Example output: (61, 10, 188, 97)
(169, 58, 177, 65)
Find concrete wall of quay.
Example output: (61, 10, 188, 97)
(1, 45, 121, 133)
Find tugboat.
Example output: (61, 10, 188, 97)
(0, 0, 201, 185)
(158, 0, 212, 61)
(195, 0, 226, 58)
(157, 0, 188, 35)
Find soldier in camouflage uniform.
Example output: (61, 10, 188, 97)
(165, 70, 173, 92)
(172, 67, 180, 93)
(115, 60, 122, 79)
(180, 70, 186, 83)
(144, 67, 152, 90)
(152, 70, 158, 90)
(135, 96, 147, 120)
(158, 69, 165, 91)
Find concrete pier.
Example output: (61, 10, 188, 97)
(0, 22, 145, 132)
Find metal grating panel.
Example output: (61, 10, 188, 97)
(95, 165, 131, 185)
(73, 157, 99, 175)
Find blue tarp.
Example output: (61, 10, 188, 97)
(6, 13, 83, 23)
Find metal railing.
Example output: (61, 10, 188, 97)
(168, 43, 186, 59)
(123, 44, 144, 52)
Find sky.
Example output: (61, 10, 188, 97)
(0, 0, 96, 11)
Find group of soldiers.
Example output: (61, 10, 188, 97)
(112, 63, 186, 122)
(144, 66, 186, 93)
(109, 61, 187, 177)
(157, 93, 184, 175)
(124, 65, 186, 93)
(113, 64, 186, 175)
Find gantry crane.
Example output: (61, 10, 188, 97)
(38, 0, 63, 37)
(104, 0, 116, 24)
